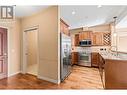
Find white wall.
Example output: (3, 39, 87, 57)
(116, 28, 127, 52)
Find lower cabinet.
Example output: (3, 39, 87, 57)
(91, 52, 99, 67)
(71, 52, 78, 65)
(105, 59, 127, 89)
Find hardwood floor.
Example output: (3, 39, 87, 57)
(0, 65, 103, 89)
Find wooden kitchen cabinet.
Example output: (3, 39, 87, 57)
(105, 59, 127, 89)
(92, 32, 111, 46)
(79, 31, 92, 41)
(60, 19, 70, 36)
(71, 52, 79, 65)
(91, 52, 99, 67)
(73, 31, 111, 46)
(92, 32, 103, 46)
(74, 34, 79, 46)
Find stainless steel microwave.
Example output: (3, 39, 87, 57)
(79, 39, 91, 46)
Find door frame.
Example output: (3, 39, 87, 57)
(22, 26, 39, 75)
(0, 25, 8, 77)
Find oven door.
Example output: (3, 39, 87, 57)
(79, 53, 91, 66)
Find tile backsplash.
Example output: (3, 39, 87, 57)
(72, 46, 110, 53)
(72, 46, 127, 59)
(91, 46, 110, 53)
(72, 47, 91, 52)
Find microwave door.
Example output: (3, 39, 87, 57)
(88, 41, 91, 45)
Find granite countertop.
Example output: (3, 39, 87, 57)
(99, 52, 127, 61)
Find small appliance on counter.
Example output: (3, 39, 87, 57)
(79, 39, 91, 47)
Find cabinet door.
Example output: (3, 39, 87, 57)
(79, 32, 83, 41)
(79, 31, 92, 41)
(92, 33, 96, 45)
(96, 32, 103, 45)
(74, 34, 79, 46)
(91, 53, 99, 67)
(71, 52, 78, 65)
(92, 32, 103, 46)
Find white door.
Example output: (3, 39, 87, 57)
(25, 29, 38, 76)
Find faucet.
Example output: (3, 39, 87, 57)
(110, 46, 118, 56)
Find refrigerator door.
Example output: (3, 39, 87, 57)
(61, 33, 71, 81)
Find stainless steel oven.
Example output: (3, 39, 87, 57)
(78, 52, 91, 67)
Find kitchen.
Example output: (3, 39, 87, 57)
(60, 5, 127, 89)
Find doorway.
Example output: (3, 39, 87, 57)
(23, 27, 38, 76)
(0, 27, 8, 79)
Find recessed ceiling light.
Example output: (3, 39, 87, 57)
(72, 11, 76, 15)
(97, 5, 102, 8)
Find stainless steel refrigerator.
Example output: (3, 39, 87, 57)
(60, 33, 72, 82)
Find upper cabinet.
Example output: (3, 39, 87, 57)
(92, 32, 111, 46)
(73, 31, 111, 46)
(74, 34, 79, 46)
(92, 32, 103, 46)
(79, 31, 92, 41)
(60, 19, 70, 36)
(71, 24, 111, 46)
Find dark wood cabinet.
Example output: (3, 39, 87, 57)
(71, 52, 78, 65)
(91, 52, 99, 67)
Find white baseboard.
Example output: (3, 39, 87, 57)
(37, 75, 59, 84)
(8, 71, 21, 77)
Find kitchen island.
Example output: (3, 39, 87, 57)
(99, 53, 127, 89)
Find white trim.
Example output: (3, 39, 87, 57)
(37, 75, 59, 84)
(8, 71, 21, 77)
(57, 6, 61, 84)
(0, 25, 9, 78)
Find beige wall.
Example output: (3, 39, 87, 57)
(0, 19, 21, 76)
(21, 6, 59, 83)
(88, 24, 110, 32)
(70, 24, 110, 34)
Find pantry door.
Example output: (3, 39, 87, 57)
(0, 27, 7, 79)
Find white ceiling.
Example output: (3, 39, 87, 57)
(15, 6, 49, 18)
(60, 6, 127, 29)
(116, 15, 127, 28)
